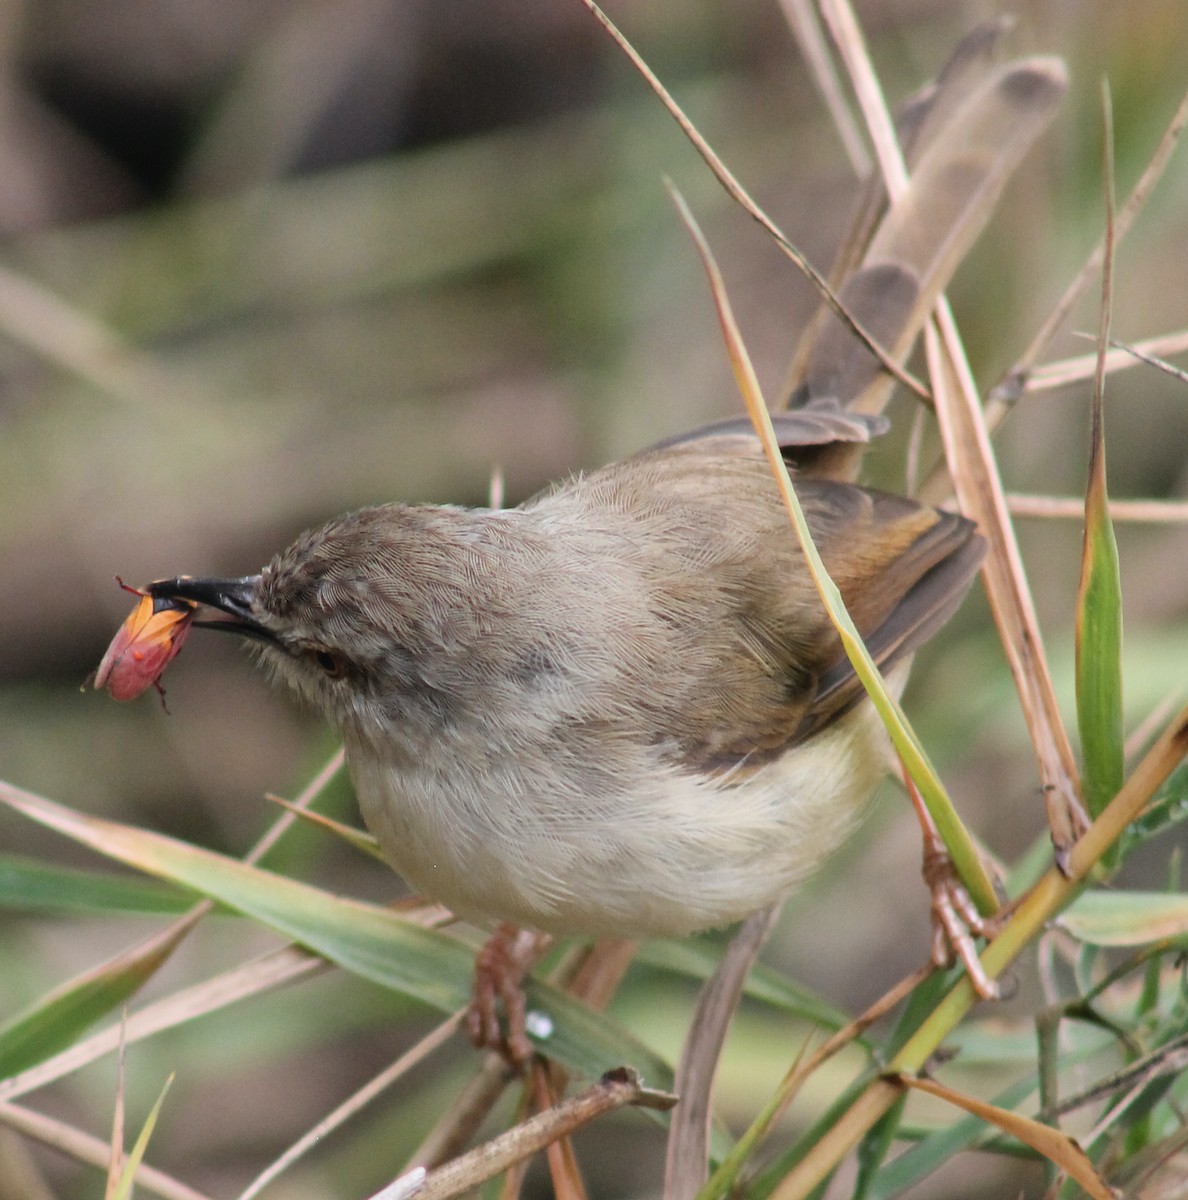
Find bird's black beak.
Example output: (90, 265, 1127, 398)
(146, 575, 275, 644)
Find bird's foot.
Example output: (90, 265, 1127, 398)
(467, 923, 553, 1065)
(921, 829, 1002, 1000)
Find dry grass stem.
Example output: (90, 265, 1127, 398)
(0, 1101, 212, 1200)
(0, 946, 326, 1104)
(106, 1016, 128, 1199)
(407, 938, 639, 1176)
(1007, 494, 1188, 523)
(776, 0, 870, 176)
(0, 261, 209, 415)
(819, 0, 909, 198)
(0, 750, 347, 1106)
(408, 1056, 521, 1171)
(1027, 328, 1188, 392)
(992, 81, 1188, 414)
(237, 1014, 465, 1200)
(243, 748, 347, 865)
(1106, 336, 1188, 386)
(408, 1070, 675, 1200)
(1125, 693, 1187, 760)
(664, 903, 781, 1200)
(926, 307, 1086, 855)
(551, 940, 639, 1012)
(815, 0, 1084, 851)
(577, 0, 927, 400)
(530, 1063, 588, 1200)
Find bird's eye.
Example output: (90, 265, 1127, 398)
(310, 648, 347, 678)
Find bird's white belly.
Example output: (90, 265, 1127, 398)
(348, 691, 894, 939)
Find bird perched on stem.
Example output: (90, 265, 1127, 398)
(101, 33, 1067, 1063)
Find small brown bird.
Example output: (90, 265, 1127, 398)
(148, 441, 983, 939)
(112, 39, 1066, 1059)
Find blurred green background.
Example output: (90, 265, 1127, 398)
(1, 1, 1187, 1196)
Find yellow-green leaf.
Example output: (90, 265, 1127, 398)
(108, 1073, 174, 1200)
(1062, 889, 1188, 947)
(0, 853, 197, 916)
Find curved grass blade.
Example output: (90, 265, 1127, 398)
(892, 1073, 1113, 1199)
(864, 1075, 1037, 1199)
(0, 915, 199, 1080)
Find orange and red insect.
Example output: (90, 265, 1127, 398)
(94, 578, 196, 702)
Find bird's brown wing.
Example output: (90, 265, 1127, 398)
(578, 437, 983, 769)
(790, 480, 986, 745)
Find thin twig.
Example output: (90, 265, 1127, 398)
(404, 1070, 676, 1200)
(1027, 329, 1188, 392)
(237, 1014, 465, 1200)
(1105, 335, 1188, 386)
(992, 81, 1188, 414)
(576, 0, 927, 399)
(1007, 494, 1188, 522)
(776, 0, 870, 176)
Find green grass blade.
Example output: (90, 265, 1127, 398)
(1075, 383, 1124, 825)
(0, 853, 198, 916)
(0, 918, 196, 1079)
(1075, 83, 1125, 832)
(0, 780, 671, 1087)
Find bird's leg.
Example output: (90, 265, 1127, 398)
(468, 923, 553, 1065)
(903, 771, 1002, 1000)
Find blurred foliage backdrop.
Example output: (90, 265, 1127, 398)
(1, 0, 1187, 1196)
